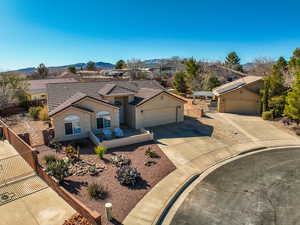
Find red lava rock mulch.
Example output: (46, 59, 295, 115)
(37, 140, 176, 225)
(63, 213, 92, 225)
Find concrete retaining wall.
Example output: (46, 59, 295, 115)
(101, 131, 154, 149)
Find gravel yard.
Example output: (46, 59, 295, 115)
(3, 113, 48, 146)
(37, 140, 176, 225)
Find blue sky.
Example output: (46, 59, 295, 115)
(1, 0, 300, 70)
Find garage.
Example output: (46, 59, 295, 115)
(142, 107, 177, 128)
(224, 99, 260, 115)
(213, 76, 263, 115)
(135, 92, 185, 129)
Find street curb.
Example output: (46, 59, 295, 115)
(155, 145, 300, 225)
(155, 174, 200, 225)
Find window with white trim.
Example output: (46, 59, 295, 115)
(64, 115, 81, 135)
(96, 111, 111, 129)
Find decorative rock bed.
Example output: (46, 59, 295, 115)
(68, 159, 106, 176)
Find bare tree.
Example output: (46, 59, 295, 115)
(0, 73, 28, 110)
(247, 57, 274, 76)
(126, 58, 145, 79)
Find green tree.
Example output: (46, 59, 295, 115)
(261, 57, 287, 117)
(288, 48, 300, 73)
(86, 61, 96, 71)
(173, 72, 188, 94)
(284, 72, 300, 124)
(206, 76, 220, 90)
(68, 66, 76, 74)
(37, 63, 48, 78)
(277, 56, 288, 71)
(115, 60, 127, 69)
(185, 58, 200, 79)
(269, 58, 286, 97)
(261, 77, 270, 112)
(269, 95, 286, 118)
(185, 58, 204, 90)
(224, 52, 243, 72)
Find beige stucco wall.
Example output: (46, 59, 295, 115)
(75, 98, 119, 133)
(135, 92, 184, 129)
(101, 131, 154, 149)
(218, 87, 261, 115)
(52, 107, 92, 141)
(127, 104, 136, 128)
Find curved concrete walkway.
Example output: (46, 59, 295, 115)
(123, 113, 300, 225)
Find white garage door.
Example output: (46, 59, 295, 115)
(143, 107, 177, 128)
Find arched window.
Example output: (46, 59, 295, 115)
(64, 115, 81, 135)
(96, 111, 111, 129)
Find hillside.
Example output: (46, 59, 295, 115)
(7, 61, 115, 74)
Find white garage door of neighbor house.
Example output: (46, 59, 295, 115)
(225, 100, 258, 115)
(143, 107, 177, 128)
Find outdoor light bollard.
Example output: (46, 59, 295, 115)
(105, 202, 113, 221)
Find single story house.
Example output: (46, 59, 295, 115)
(47, 80, 186, 141)
(192, 91, 214, 100)
(27, 78, 77, 101)
(213, 76, 263, 115)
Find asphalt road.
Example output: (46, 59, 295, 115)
(170, 148, 300, 225)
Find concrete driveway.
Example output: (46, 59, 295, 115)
(150, 113, 298, 168)
(149, 117, 227, 168)
(124, 113, 300, 225)
(216, 113, 295, 142)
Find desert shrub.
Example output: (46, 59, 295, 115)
(110, 154, 131, 167)
(87, 182, 107, 200)
(144, 160, 157, 167)
(293, 127, 300, 136)
(116, 166, 140, 186)
(45, 159, 69, 182)
(262, 111, 273, 120)
(94, 146, 106, 159)
(49, 141, 62, 151)
(65, 145, 80, 159)
(145, 147, 160, 159)
(43, 154, 57, 165)
(38, 106, 49, 121)
(28, 106, 42, 120)
(88, 166, 98, 176)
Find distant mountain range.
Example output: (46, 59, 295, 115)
(6, 61, 115, 74)
(5, 59, 258, 75)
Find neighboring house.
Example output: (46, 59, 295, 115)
(47, 80, 186, 141)
(27, 78, 77, 100)
(213, 76, 263, 115)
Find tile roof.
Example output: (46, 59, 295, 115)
(213, 76, 263, 96)
(133, 88, 164, 105)
(49, 92, 87, 116)
(98, 84, 136, 96)
(47, 80, 165, 114)
(27, 78, 77, 94)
